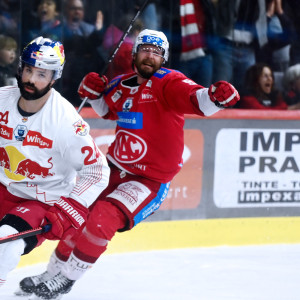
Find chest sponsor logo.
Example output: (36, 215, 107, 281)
(23, 130, 53, 148)
(113, 130, 147, 163)
(0, 124, 13, 140)
(117, 112, 143, 129)
(139, 92, 156, 103)
(123, 98, 133, 112)
(14, 124, 28, 141)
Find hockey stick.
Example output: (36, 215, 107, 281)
(77, 0, 150, 113)
(0, 224, 51, 245)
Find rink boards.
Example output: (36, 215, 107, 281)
(19, 109, 300, 267)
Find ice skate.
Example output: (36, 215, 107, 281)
(15, 271, 55, 297)
(30, 272, 75, 300)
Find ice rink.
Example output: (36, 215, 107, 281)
(1, 243, 300, 300)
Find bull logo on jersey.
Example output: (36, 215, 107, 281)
(14, 157, 54, 179)
(0, 146, 55, 180)
(113, 130, 147, 163)
(73, 120, 88, 136)
(0, 147, 11, 171)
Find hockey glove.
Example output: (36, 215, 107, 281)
(78, 72, 108, 100)
(208, 80, 240, 108)
(43, 197, 88, 240)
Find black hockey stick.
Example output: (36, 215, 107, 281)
(77, 0, 150, 113)
(0, 224, 52, 245)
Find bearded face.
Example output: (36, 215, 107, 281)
(17, 64, 55, 100)
(133, 45, 164, 79)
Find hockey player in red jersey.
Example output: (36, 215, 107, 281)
(0, 36, 110, 290)
(17, 29, 240, 299)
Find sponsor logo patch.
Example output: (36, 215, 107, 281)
(73, 120, 88, 136)
(0, 124, 13, 140)
(14, 124, 28, 141)
(117, 112, 143, 129)
(113, 130, 147, 163)
(107, 181, 151, 213)
(23, 130, 53, 148)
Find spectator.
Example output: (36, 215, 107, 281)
(176, 0, 217, 87)
(256, 0, 295, 72)
(284, 0, 300, 66)
(0, 34, 17, 86)
(0, 0, 19, 39)
(59, 0, 106, 107)
(101, 14, 143, 80)
(282, 64, 300, 108)
(213, 0, 268, 92)
(236, 62, 288, 109)
(140, 0, 160, 30)
(24, 0, 62, 43)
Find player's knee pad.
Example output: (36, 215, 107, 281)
(87, 201, 126, 241)
(0, 214, 37, 254)
(0, 225, 25, 278)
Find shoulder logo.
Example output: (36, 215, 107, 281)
(153, 68, 171, 79)
(73, 120, 88, 136)
(105, 77, 121, 94)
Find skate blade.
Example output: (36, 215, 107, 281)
(14, 287, 32, 297)
(28, 294, 63, 300)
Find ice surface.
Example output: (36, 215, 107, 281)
(1, 244, 299, 300)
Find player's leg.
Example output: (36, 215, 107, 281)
(16, 226, 83, 296)
(33, 169, 170, 299)
(0, 225, 25, 287)
(0, 200, 48, 289)
(33, 200, 126, 299)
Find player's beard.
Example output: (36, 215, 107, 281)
(17, 76, 53, 101)
(134, 58, 162, 79)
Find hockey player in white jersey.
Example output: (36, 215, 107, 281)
(17, 29, 240, 299)
(0, 36, 110, 289)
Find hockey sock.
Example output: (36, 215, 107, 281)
(60, 201, 127, 281)
(61, 252, 94, 280)
(46, 250, 66, 276)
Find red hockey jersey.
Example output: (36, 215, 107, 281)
(92, 67, 220, 183)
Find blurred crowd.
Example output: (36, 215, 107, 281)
(1, 0, 300, 110)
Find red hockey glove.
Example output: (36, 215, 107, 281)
(43, 197, 88, 240)
(208, 80, 240, 108)
(78, 72, 108, 100)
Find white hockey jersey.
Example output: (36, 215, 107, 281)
(0, 86, 110, 207)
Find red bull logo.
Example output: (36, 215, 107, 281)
(31, 51, 43, 60)
(0, 147, 11, 171)
(73, 120, 88, 136)
(14, 157, 54, 179)
(0, 146, 54, 181)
